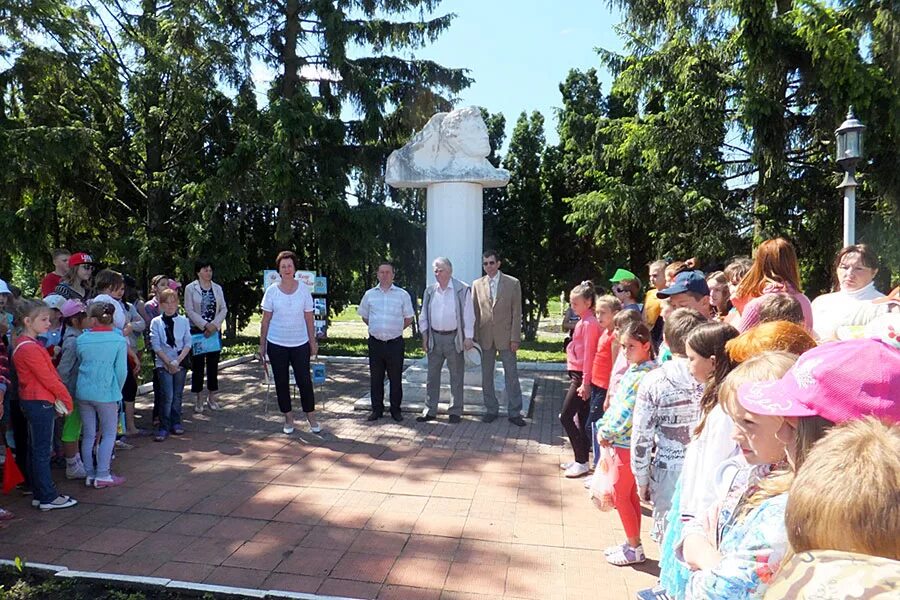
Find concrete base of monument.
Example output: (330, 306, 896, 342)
(353, 358, 536, 417)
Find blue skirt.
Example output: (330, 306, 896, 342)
(658, 476, 691, 600)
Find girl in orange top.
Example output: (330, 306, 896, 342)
(587, 295, 622, 470)
(11, 299, 77, 511)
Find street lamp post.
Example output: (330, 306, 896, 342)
(835, 107, 866, 247)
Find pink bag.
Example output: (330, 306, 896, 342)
(589, 446, 621, 511)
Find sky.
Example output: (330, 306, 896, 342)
(412, 1, 625, 148)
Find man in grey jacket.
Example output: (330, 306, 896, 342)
(417, 257, 475, 423)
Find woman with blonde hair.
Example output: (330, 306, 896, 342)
(731, 238, 813, 333)
(678, 337, 899, 599)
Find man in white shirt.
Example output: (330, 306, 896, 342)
(358, 262, 414, 422)
(418, 257, 475, 423)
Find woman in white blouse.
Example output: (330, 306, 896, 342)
(259, 251, 320, 434)
(811, 244, 887, 341)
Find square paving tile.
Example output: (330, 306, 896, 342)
(331, 551, 397, 583)
(76, 527, 150, 555)
(349, 531, 409, 555)
(174, 537, 242, 565)
(223, 540, 292, 570)
(203, 516, 267, 540)
(152, 561, 217, 582)
(204, 565, 269, 588)
(299, 525, 360, 551)
(275, 547, 344, 577)
(318, 578, 382, 600)
(386, 556, 451, 589)
(263, 572, 324, 594)
(444, 562, 506, 596)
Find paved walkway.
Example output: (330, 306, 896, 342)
(0, 360, 659, 599)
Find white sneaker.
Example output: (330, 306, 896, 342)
(283, 425, 295, 434)
(39, 495, 78, 511)
(564, 462, 590, 478)
(583, 474, 594, 489)
(560, 461, 576, 470)
(66, 462, 87, 480)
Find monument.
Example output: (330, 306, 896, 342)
(385, 106, 509, 287)
(353, 107, 533, 417)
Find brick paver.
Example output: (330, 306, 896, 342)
(0, 360, 659, 599)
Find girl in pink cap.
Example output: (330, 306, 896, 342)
(676, 352, 830, 599)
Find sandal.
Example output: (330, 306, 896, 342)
(606, 544, 646, 566)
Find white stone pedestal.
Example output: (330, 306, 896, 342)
(354, 358, 534, 418)
(425, 182, 483, 289)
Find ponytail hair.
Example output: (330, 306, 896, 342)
(87, 301, 116, 325)
(570, 280, 596, 309)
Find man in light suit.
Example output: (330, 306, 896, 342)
(472, 250, 526, 426)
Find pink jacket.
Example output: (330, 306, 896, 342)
(566, 313, 600, 378)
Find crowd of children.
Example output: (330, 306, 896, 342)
(0, 239, 898, 598)
(564, 238, 899, 599)
(0, 250, 226, 517)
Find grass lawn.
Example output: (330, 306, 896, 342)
(226, 305, 567, 362)
(137, 304, 565, 381)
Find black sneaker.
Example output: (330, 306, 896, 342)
(448, 415, 462, 424)
(508, 416, 527, 427)
(415, 414, 435, 422)
(366, 412, 383, 422)
(390, 411, 404, 422)
(481, 413, 498, 423)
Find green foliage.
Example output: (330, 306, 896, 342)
(0, 0, 468, 328)
(562, 0, 900, 293)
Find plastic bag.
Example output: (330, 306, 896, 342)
(589, 446, 621, 511)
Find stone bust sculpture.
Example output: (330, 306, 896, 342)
(385, 106, 511, 188)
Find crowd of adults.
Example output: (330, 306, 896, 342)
(1, 239, 898, 599)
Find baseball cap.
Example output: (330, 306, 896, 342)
(0, 279, 10, 295)
(657, 270, 710, 298)
(43, 294, 67, 311)
(737, 338, 900, 424)
(68, 252, 95, 268)
(610, 268, 637, 283)
(168, 279, 182, 290)
(60, 299, 87, 318)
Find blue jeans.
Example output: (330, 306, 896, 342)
(156, 367, 186, 432)
(588, 385, 608, 467)
(20, 400, 59, 503)
(79, 401, 119, 479)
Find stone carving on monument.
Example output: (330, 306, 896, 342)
(385, 106, 510, 189)
(353, 107, 534, 418)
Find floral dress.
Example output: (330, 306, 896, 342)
(680, 463, 789, 600)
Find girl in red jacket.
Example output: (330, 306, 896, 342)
(11, 299, 77, 511)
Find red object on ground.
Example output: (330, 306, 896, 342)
(2, 447, 25, 494)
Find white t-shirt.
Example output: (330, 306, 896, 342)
(261, 283, 314, 347)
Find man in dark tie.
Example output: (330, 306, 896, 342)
(472, 250, 525, 426)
